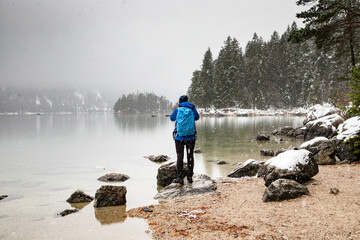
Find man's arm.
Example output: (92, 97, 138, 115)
(170, 108, 178, 121)
(193, 108, 200, 121)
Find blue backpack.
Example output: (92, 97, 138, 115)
(176, 107, 195, 137)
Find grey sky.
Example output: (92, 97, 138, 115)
(0, 0, 308, 103)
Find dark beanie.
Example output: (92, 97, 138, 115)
(179, 95, 188, 103)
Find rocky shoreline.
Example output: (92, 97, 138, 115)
(127, 104, 360, 239)
(127, 164, 360, 239)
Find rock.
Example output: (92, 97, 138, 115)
(260, 149, 274, 156)
(94, 185, 127, 207)
(97, 173, 130, 182)
(314, 148, 336, 165)
(144, 154, 170, 163)
(142, 206, 154, 212)
(194, 148, 203, 153)
(157, 162, 188, 187)
(300, 137, 337, 165)
(154, 174, 217, 199)
(329, 187, 340, 195)
(256, 133, 270, 141)
(227, 159, 264, 178)
(328, 138, 359, 162)
(262, 149, 319, 187)
(336, 116, 360, 141)
(58, 209, 79, 217)
(303, 104, 341, 125)
(262, 179, 309, 202)
(271, 126, 294, 135)
(0, 195, 8, 201)
(66, 190, 94, 203)
(303, 114, 344, 140)
(300, 137, 329, 150)
(216, 160, 228, 165)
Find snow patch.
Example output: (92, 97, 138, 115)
(265, 149, 311, 171)
(305, 104, 340, 122)
(336, 116, 360, 141)
(300, 137, 328, 149)
(242, 159, 258, 166)
(305, 114, 343, 130)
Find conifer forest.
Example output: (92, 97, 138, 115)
(188, 2, 360, 110)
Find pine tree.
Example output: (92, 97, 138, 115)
(244, 33, 266, 109)
(200, 48, 215, 108)
(289, 0, 360, 67)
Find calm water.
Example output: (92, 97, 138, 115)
(0, 113, 304, 239)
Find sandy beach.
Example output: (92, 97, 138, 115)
(128, 164, 360, 240)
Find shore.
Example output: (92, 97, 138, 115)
(127, 164, 360, 240)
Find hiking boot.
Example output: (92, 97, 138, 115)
(172, 177, 184, 185)
(187, 175, 193, 183)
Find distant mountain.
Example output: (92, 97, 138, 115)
(0, 87, 116, 113)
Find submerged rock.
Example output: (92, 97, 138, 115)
(154, 174, 217, 199)
(262, 149, 318, 187)
(227, 159, 264, 178)
(271, 126, 294, 136)
(216, 160, 228, 165)
(66, 190, 94, 203)
(194, 148, 203, 153)
(262, 179, 309, 202)
(0, 195, 8, 201)
(144, 154, 170, 163)
(94, 185, 127, 207)
(97, 173, 130, 182)
(157, 162, 188, 187)
(255, 133, 270, 141)
(260, 149, 274, 156)
(58, 209, 79, 217)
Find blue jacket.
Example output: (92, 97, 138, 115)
(170, 102, 200, 141)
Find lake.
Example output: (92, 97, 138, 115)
(0, 113, 304, 239)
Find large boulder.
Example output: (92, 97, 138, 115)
(331, 116, 360, 162)
(303, 104, 341, 125)
(144, 154, 170, 163)
(262, 149, 318, 187)
(336, 116, 360, 142)
(300, 137, 336, 165)
(94, 185, 127, 207)
(303, 114, 344, 140)
(227, 159, 264, 178)
(97, 173, 130, 182)
(262, 178, 309, 202)
(157, 162, 188, 187)
(66, 190, 94, 203)
(154, 174, 217, 199)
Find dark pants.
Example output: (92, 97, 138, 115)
(175, 140, 195, 178)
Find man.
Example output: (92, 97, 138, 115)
(170, 95, 200, 184)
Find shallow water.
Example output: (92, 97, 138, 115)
(0, 113, 304, 239)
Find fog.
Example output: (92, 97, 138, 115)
(0, 0, 307, 103)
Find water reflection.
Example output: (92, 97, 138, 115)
(113, 113, 169, 132)
(70, 202, 91, 210)
(194, 116, 305, 177)
(94, 205, 127, 225)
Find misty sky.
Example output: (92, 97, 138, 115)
(0, 0, 308, 103)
